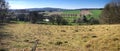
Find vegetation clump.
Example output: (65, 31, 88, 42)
(0, 48, 8, 51)
(86, 44, 92, 48)
(55, 41, 63, 45)
(61, 30, 66, 32)
(74, 30, 79, 32)
(91, 35, 97, 38)
(113, 38, 119, 41)
(64, 41, 68, 43)
(23, 39, 29, 42)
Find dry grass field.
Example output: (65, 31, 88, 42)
(0, 24, 120, 51)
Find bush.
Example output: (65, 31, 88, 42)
(55, 41, 63, 45)
(29, 11, 44, 24)
(0, 48, 8, 51)
(50, 14, 69, 25)
(61, 30, 66, 32)
(89, 17, 100, 25)
(73, 15, 88, 24)
(73, 18, 82, 23)
(61, 19, 69, 25)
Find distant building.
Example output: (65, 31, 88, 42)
(80, 10, 92, 17)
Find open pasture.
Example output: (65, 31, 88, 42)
(0, 24, 120, 51)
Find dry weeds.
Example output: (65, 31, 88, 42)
(0, 24, 120, 51)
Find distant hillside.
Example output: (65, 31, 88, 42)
(28, 7, 68, 11)
(76, 8, 103, 10)
(9, 8, 103, 12)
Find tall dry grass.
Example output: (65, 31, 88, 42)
(0, 24, 120, 51)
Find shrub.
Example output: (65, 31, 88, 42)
(64, 41, 68, 43)
(55, 41, 63, 45)
(61, 19, 69, 25)
(73, 15, 88, 24)
(61, 30, 66, 32)
(48, 42, 53, 44)
(24, 39, 29, 42)
(74, 30, 79, 32)
(86, 44, 91, 48)
(91, 35, 97, 38)
(73, 18, 81, 23)
(29, 11, 44, 24)
(0, 48, 8, 51)
(50, 14, 69, 25)
(89, 17, 100, 25)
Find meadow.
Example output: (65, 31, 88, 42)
(62, 10, 102, 24)
(0, 24, 120, 51)
(63, 10, 102, 18)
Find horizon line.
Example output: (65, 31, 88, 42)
(9, 7, 104, 10)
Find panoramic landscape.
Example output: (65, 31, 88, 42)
(0, 0, 120, 51)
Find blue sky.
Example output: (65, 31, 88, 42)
(6, 0, 111, 9)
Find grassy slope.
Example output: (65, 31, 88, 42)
(1, 24, 120, 51)
(62, 10, 102, 23)
(63, 10, 102, 17)
(90, 10, 102, 18)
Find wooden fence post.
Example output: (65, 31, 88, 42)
(31, 39, 39, 51)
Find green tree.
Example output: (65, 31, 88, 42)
(49, 14, 57, 24)
(0, 0, 9, 23)
(29, 11, 39, 23)
(29, 11, 44, 23)
(50, 14, 68, 25)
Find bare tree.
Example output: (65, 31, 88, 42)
(100, 0, 120, 24)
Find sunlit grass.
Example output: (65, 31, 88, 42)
(1, 24, 120, 51)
